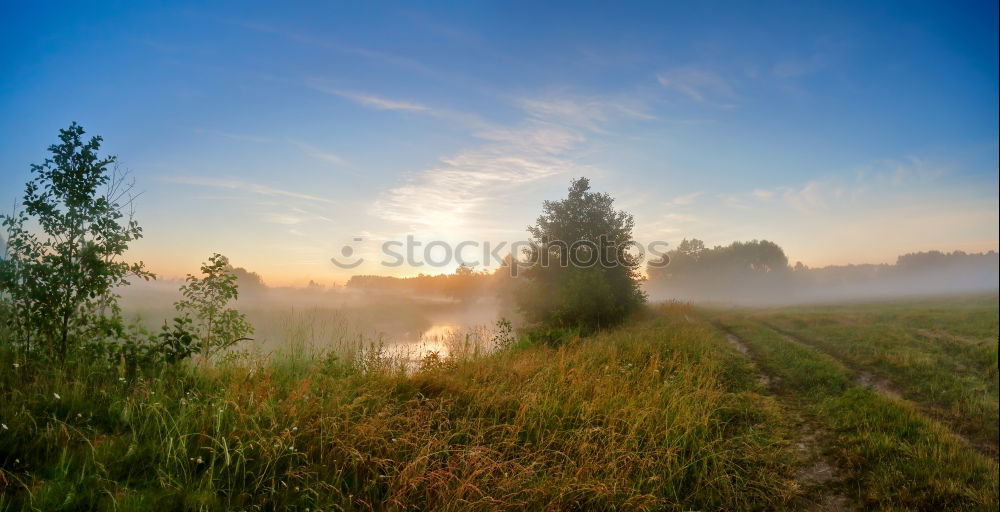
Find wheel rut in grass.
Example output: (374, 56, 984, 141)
(721, 328, 850, 511)
(765, 325, 907, 400)
(855, 370, 902, 400)
(791, 428, 853, 512)
(724, 333, 772, 387)
(762, 324, 995, 459)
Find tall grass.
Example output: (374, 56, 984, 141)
(0, 303, 796, 511)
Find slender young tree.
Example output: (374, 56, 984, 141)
(174, 253, 253, 365)
(0, 123, 152, 361)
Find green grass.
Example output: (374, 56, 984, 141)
(745, 294, 999, 456)
(0, 303, 797, 511)
(710, 312, 998, 511)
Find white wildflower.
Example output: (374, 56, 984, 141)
(53, 393, 61, 400)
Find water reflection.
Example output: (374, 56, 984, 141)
(382, 323, 480, 362)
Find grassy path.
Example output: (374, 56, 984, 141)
(749, 297, 999, 457)
(764, 323, 995, 458)
(721, 330, 851, 511)
(706, 311, 998, 511)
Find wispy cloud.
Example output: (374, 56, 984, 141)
(370, 138, 577, 230)
(633, 212, 707, 241)
(308, 84, 430, 112)
(473, 120, 585, 154)
(289, 140, 346, 165)
(668, 191, 702, 206)
(161, 176, 333, 204)
(772, 53, 828, 79)
(232, 20, 439, 78)
(857, 156, 949, 187)
(781, 180, 832, 212)
(368, 91, 656, 231)
(734, 179, 841, 213)
(741, 157, 952, 214)
(717, 181, 833, 212)
(718, 193, 751, 209)
(370, 124, 589, 229)
(192, 127, 272, 143)
(308, 79, 501, 137)
(657, 66, 735, 107)
(259, 206, 337, 226)
(518, 94, 655, 133)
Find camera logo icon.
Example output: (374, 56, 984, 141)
(330, 237, 364, 269)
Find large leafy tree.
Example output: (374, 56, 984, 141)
(0, 123, 152, 360)
(516, 177, 646, 329)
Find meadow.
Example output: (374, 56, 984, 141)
(1, 294, 997, 511)
(4, 3, 999, 509)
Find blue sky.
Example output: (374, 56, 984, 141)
(1, 1, 997, 284)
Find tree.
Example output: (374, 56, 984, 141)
(230, 265, 267, 294)
(644, 238, 791, 302)
(517, 177, 645, 329)
(0, 123, 152, 361)
(175, 253, 253, 364)
(676, 238, 706, 259)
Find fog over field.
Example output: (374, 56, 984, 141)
(645, 243, 1000, 305)
(115, 243, 999, 361)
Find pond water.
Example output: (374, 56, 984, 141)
(379, 322, 503, 365)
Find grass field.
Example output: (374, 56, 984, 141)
(1, 295, 998, 510)
(742, 295, 999, 458)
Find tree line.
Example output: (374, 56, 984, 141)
(646, 238, 998, 303)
